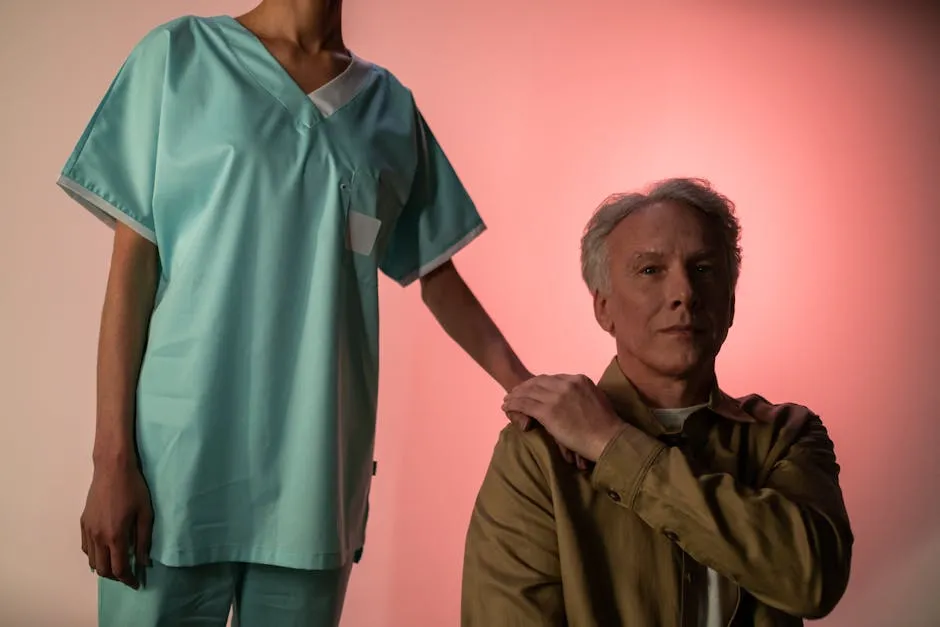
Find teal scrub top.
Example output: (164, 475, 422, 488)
(57, 15, 485, 570)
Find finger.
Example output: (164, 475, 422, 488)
(103, 527, 135, 588)
(86, 535, 97, 572)
(80, 521, 89, 557)
(506, 411, 532, 431)
(110, 538, 137, 589)
(504, 378, 576, 407)
(135, 510, 153, 568)
(94, 543, 113, 580)
(513, 374, 583, 394)
(502, 396, 545, 419)
(558, 443, 575, 465)
(503, 376, 560, 400)
(576, 455, 590, 471)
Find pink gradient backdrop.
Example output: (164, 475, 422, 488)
(1, 1, 938, 625)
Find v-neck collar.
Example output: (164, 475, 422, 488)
(212, 15, 375, 128)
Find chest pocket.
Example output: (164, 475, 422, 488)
(342, 168, 406, 285)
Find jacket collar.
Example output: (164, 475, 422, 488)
(596, 357, 754, 436)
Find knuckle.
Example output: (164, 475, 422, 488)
(105, 532, 124, 546)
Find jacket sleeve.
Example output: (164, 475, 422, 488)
(461, 428, 566, 626)
(591, 412, 853, 619)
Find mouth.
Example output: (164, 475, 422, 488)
(660, 325, 703, 336)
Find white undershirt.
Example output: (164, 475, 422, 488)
(650, 405, 726, 627)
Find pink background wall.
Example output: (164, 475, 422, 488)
(2, 1, 938, 625)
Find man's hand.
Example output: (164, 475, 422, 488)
(502, 374, 626, 462)
(80, 462, 153, 589)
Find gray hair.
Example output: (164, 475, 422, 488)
(580, 177, 742, 294)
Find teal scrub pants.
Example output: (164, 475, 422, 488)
(98, 561, 353, 627)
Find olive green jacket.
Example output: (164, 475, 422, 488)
(461, 358, 853, 626)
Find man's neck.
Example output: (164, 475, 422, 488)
(616, 355, 716, 410)
(241, 0, 345, 52)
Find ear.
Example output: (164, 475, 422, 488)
(593, 290, 615, 335)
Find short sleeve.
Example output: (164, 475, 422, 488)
(56, 29, 169, 243)
(379, 107, 486, 286)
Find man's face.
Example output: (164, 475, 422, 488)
(593, 201, 735, 379)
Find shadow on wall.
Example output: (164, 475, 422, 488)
(838, 530, 940, 627)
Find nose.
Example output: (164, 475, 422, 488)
(668, 268, 698, 311)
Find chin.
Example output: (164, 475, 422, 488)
(651, 360, 701, 378)
(618, 339, 715, 379)
(648, 346, 712, 378)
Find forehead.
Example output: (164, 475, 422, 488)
(607, 200, 718, 256)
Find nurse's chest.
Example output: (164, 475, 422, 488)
(163, 85, 413, 223)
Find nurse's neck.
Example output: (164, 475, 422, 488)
(240, 0, 345, 53)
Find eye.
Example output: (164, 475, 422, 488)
(640, 266, 660, 275)
(694, 263, 713, 273)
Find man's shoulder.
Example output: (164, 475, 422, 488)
(482, 425, 586, 506)
(490, 424, 564, 479)
(495, 423, 557, 459)
(732, 392, 823, 434)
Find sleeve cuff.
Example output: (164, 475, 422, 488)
(590, 425, 666, 508)
(393, 222, 486, 287)
(56, 174, 156, 243)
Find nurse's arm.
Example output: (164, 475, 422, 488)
(419, 260, 532, 396)
(80, 223, 159, 586)
(93, 223, 159, 468)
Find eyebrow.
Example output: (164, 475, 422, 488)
(631, 249, 719, 263)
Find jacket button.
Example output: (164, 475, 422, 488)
(607, 490, 621, 502)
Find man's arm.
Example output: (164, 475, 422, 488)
(461, 428, 565, 626)
(593, 412, 853, 619)
(420, 260, 531, 393)
(503, 376, 853, 619)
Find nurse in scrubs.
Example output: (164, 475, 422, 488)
(57, 0, 534, 625)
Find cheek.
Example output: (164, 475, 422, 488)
(609, 292, 659, 336)
(706, 292, 733, 325)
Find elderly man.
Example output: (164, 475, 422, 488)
(461, 178, 853, 626)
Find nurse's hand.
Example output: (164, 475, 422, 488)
(80, 462, 153, 589)
(505, 392, 594, 472)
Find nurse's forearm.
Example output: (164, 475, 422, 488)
(420, 260, 531, 392)
(93, 224, 159, 470)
